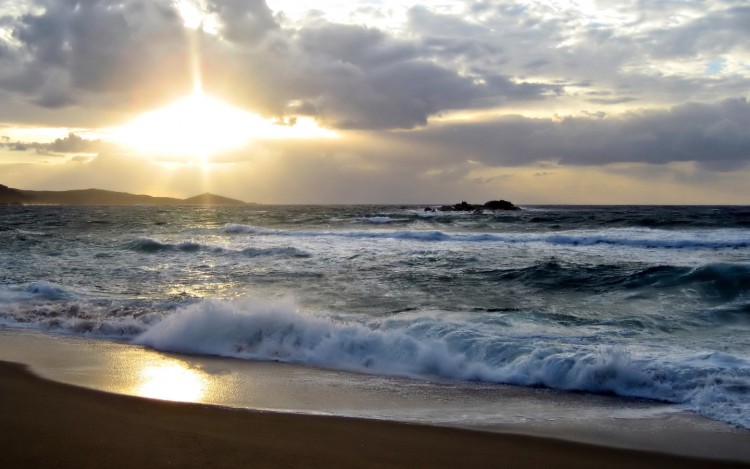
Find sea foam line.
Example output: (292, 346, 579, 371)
(224, 224, 750, 249)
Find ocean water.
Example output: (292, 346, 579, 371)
(1, 204, 749, 428)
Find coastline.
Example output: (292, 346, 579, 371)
(2, 359, 748, 469)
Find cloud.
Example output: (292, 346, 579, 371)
(5, 140, 750, 205)
(204, 18, 560, 129)
(47, 132, 102, 153)
(640, 5, 750, 58)
(2, 0, 193, 111)
(404, 1, 750, 107)
(1, 131, 104, 154)
(399, 98, 750, 170)
(205, 0, 278, 44)
(2, 0, 747, 131)
(0, 0, 563, 130)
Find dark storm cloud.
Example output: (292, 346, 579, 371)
(405, 98, 750, 170)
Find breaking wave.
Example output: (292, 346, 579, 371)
(126, 237, 204, 253)
(134, 298, 750, 429)
(0, 281, 72, 302)
(125, 237, 310, 258)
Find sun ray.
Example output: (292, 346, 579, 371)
(111, 2, 336, 164)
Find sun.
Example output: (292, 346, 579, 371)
(112, 91, 337, 163)
(113, 92, 262, 161)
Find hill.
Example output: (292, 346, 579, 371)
(0, 185, 248, 206)
(182, 193, 247, 205)
(0, 185, 27, 205)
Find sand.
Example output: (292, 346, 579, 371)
(1, 361, 747, 469)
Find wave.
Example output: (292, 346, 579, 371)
(225, 224, 272, 234)
(624, 263, 750, 301)
(536, 232, 750, 250)
(240, 247, 311, 258)
(2, 285, 748, 428)
(357, 216, 411, 224)
(125, 237, 310, 258)
(473, 261, 750, 300)
(134, 298, 750, 429)
(126, 237, 205, 253)
(0, 281, 72, 302)
(1, 310, 155, 338)
(0, 282, 164, 337)
(222, 224, 750, 250)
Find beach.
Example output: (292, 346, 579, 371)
(1, 330, 749, 468)
(4, 359, 749, 469)
(2, 204, 750, 466)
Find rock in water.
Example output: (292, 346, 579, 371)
(438, 200, 520, 212)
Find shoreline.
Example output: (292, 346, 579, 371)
(1, 328, 749, 464)
(2, 360, 748, 468)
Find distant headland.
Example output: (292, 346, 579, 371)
(0, 184, 248, 206)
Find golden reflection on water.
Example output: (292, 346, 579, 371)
(134, 360, 208, 402)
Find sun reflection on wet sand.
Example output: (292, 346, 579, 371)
(135, 361, 208, 402)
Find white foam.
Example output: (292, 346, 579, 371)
(357, 216, 410, 224)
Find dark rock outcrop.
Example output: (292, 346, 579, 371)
(438, 200, 520, 212)
(483, 200, 519, 211)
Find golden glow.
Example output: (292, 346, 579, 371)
(113, 91, 338, 162)
(115, 93, 257, 160)
(136, 362, 207, 402)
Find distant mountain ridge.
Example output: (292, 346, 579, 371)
(0, 184, 248, 206)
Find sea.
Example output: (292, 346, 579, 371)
(1, 204, 749, 431)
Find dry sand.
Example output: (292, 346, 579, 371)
(1, 360, 747, 468)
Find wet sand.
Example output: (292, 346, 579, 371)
(1, 360, 747, 469)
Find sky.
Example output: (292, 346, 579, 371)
(1, 0, 749, 204)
